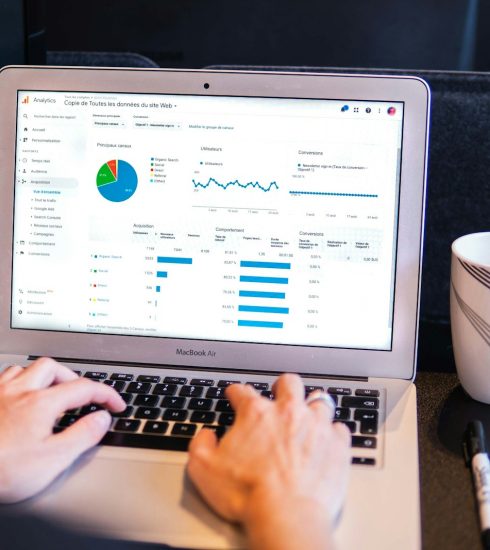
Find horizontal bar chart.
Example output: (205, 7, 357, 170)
(239, 290, 286, 299)
(157, 257, 193, 264)
(239, 275, 288, 284)
(238, 320, 284, 329)
(238, 305, 289, 314)
(156, 271, 168, 278)
(240, 260, 291, 269)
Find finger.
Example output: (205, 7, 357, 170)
(0, 365, 24, 384)
(226, 383, 260, 413)
(332, 419, 352, 445)
(43, 377, 126, 416)
(272, 373, 304, 405)
(16, 357, 78, 390)
(189, 427, 218, 458)
(307, 390, 336, 422)
(48, 410, 112, 464)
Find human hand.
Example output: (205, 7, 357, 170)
(0, 357, 125, 503)
(188, 374, 351, 550)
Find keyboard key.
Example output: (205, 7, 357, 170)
(103, 380, 126, 391)
(84, 371, 108, 380)
(180, 385, 204, 397)
(137, 375, 161, 383)
(218, 380, 241, 388)
(101, 432, 190, 451)
(114, 419, 141, 432)
(202, 425, 226, 438)
(247, 382, 269, 391)
(172, 423, 197, 437)
(153, 383, 178, 396)
(327, 387, 351, 396)
(352, 457, 376, 466)
(161, 396, 186, 409)
(188, 398, 213, 411)
(218, 413, 235, 426)
(354, 409, 379, 422)
(134, 394, 159, 407)
(58, 414, 80, 427)
(206, 387, 226, 399)
(143, 421, 169, 435)
(305, 385, 324, 395)
(72, 370, 81, 376)
(216, 400, 232, 412)
(127, 382, 151, 394)
(355, 389, 380, 397)
(334, 407, 350, 420)
(261, 390, 274, 400)
(80, 404, 102, 415)
(111, 373, 134, 382)
(360, 420, 378, 435)
(334, 420, 356, 433)
(342, 397, 379, 409)
(163, 409, 188, 421)
(135, 407, 160, 420)
(190, 378, 214, 386)
(164, 376, 187, 385)
(352, 436, 377, 449)
(120, 393, 133, 404)
(190, 411, 216, 423)
(113, 406, 134, 418)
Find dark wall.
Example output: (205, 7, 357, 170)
(0, 0, 26, 66)
(46, 0, 476, 69)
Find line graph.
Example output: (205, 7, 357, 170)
(193, 178, 279, 192)
(289, 190, 378, 198)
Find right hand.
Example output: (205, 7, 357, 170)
(188, 374, 351, 550)
(0, 357, 125, 503)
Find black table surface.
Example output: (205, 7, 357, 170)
(416, 371, 490, 549)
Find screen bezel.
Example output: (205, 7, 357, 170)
(0, 66, 429, 380)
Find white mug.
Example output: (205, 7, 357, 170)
(450, 232, 490, 403)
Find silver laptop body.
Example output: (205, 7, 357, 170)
(0, 66, 429, 549)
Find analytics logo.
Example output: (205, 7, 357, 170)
(21, 96, 29, 104)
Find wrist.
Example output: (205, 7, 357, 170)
(243, 487, 336, 550)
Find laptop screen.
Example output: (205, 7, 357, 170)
(12, 90, 403, 351)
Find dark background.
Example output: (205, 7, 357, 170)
(2, 0, 490, 373)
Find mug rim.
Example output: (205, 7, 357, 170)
(452, 232, 490, 267)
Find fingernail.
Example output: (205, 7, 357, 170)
(92, 410, 112, 430)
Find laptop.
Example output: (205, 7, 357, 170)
(0, 66, 429, 549)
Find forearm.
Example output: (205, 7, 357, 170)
(244, 493, 336, 550)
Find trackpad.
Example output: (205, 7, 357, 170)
(28, 450, 245, 549)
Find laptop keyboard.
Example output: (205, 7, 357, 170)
(55, 370, 381, 466)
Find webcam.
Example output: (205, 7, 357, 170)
(203, 83, 210, 89)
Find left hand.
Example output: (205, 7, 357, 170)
(0, 357, 126, 503)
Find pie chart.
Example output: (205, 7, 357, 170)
(96, 159, 138, 202)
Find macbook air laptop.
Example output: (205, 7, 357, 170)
(0, 66, 429, 549)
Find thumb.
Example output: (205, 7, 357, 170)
(49, 410, 112, 467)
(189, 426, 218, 459)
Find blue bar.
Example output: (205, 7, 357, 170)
(239, 305, 289, 314)
(156, 286, 161, 293)
(157, 256, 193, 264)
(238, 320, 284, 329)
(240, 260, 291, 269)
(156, 271, 168, 278)
(240, 275, 288, 284)
(239, 290, 286, 299)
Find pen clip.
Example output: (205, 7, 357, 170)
(462, 439, 471, 467)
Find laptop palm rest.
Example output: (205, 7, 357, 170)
(26, 448, 246, 549)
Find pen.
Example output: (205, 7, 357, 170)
(463, 420, 490, 550)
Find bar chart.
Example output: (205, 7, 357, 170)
(238, 260, 291, 330)
(155, 256, 193, 292)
